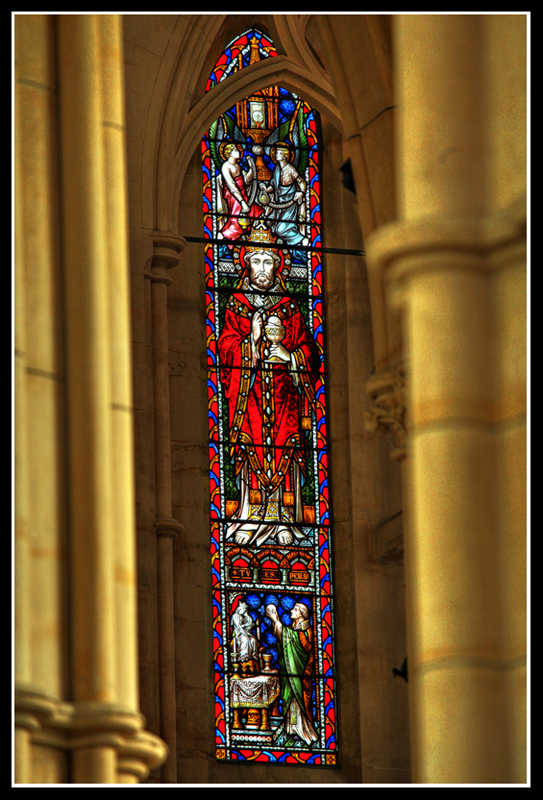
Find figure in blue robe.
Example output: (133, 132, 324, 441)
(266, 144, 307, 249)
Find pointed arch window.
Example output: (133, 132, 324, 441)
(206, 28, 277, 92)
(203, 31, 337, 767)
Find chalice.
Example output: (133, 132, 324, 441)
(238, 214, 251, 231)
(262, 654, 274, 673)
(264, 315, 286, 363)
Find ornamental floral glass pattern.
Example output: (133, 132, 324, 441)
(204, 53, 337, 766)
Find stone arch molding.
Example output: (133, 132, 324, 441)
(142, 14, 341, 233)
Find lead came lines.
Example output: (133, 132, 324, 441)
(203, 75, 337, 763)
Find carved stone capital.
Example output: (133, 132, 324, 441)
(365, 368, 407, 461)
(153, 516, 185, 538)
(150, 231, 187, 271)
(366, 197, 526, 302)
(143, 231, 187, 286)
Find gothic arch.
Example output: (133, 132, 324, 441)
(153, 18, 407, 781)
(136, 14, 399, 388)
(126, 13, 408, 781)
(169, 63, 341, 233)
(149, 56, 340, 232)
(137, 15, 340, 232)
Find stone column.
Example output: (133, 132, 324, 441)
(14, 242, 33, 782)
(367, 14, 526, 784)
(98, 15, 143, 783)
(57, 14, 118, 783)
(14, 57, 32, 782)
(15, 13, 168, 783)
(14, 13, 67, 783)
(145, 232, 187, 783)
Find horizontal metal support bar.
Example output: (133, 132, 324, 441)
(209, 438, 327, 452)
(211, 517, 331, 530)
(184, 235, 365, 257)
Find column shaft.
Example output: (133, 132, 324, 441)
(57, 13, 117, 782)
(15, 13, 66, 782)
(156, 531, 177, 783)
(404, 256, 505, 783)
(150, 269, 178, 780)
(151, 277, 174, 518)
(14, 728, 32, 785)
(370, 13, 528, 784)
(147, 236, 186, 783)
(15, 12, 169, 784)
(72, 747, 117, 784)
(98, 14, 140, 718)
(14, 34, 31, 778)
(397, 14, 486, 221)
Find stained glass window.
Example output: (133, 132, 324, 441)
(204, 32, 337, 767)
(206, 28, 277, 93)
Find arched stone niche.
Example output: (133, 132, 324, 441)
(126, 14, 409, 783)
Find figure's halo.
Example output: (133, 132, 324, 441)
(269, 141, 295, 164)
(219, 140, 244, 162)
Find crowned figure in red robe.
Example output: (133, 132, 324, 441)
(218, 222, 320, 547)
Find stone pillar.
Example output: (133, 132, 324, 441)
(14, 20, 31, 782)
(367, 14, 526, 784)
(57, 14, 118, 782)
(145, 232, 187, 782)
(14, 60, 32, 782)
(15, 13, 169, 783)
(98, 15, 142, 783)
(14, 13, 67, 783)
(56, 15, 168, 783)
(98, 10, 137, 715)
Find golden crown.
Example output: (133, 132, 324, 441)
(245, 221, 277, 250)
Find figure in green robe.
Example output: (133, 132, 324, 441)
(266, 601, 318, 746)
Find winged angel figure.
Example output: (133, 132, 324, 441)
(209, 100, 310, 249)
